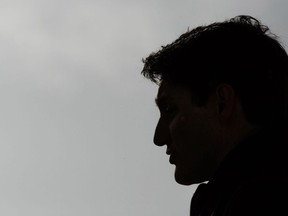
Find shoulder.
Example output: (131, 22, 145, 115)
(222, 179, 288, 216)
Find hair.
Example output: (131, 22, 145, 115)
(141, 15, 288, 126)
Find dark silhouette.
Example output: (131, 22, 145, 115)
(141, 15, 288, 216)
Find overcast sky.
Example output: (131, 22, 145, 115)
(0, 0, 287, 215)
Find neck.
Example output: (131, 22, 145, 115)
(218, 119, 258, 169)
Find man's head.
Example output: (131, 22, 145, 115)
(141, 15, 288, 185)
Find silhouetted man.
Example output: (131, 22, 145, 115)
(141, 15, 288, 216)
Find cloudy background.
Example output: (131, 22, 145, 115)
(0, 0, 287, 215)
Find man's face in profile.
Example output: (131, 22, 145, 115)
(154, 82, 223, 185)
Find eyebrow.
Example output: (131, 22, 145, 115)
(155, 96, 169, 109)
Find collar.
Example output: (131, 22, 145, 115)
(209, 124, 288, 188)
(191, 125, 288, 216)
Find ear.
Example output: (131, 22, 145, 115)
(215, 84, 236, 121)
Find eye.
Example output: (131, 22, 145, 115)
(163, 105, 172, 113)
(160, 104, 176, 115)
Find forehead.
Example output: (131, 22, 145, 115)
(156, 82, 191, 102)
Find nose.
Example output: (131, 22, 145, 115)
(153, 118, 170, 146)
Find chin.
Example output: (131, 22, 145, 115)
(174, 168, 207, 185)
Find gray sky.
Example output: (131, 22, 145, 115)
(0, 0, 287, 215)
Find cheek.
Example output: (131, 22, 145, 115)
(169, 113, 213, 151)
(169, 114, 183, 134)
(169, 115, 191, 146)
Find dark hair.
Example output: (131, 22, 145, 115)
(141, 15, 288, 126)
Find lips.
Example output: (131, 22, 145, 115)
(166, 147, 175, 164)
(166, 146, 172, 155)
(169, 153, 176, 164)
(166, 149, 172, 155)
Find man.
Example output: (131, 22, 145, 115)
(141, 15, 288, 215)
